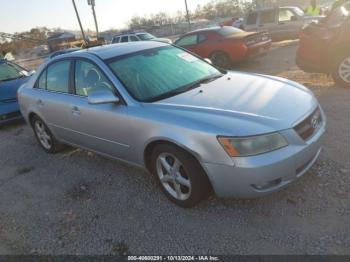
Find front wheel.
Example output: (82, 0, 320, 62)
(332, 53, 350, 88)
(151, 144, 211, 208)
(210, 51, 231, 69)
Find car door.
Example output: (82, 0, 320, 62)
(175, 34, 199, 54)
(192, 33, 210, 58)
(33, 59, 76, 142)
(64, 58, 131, 160)
(258, 9, 278, 36)
(276, 8, 303, 39)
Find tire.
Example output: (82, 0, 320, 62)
(332, 53, 350, 89)
(31, 115, 64, 153)
(210, 51, 231, 69)
(150, 144, 211, 208)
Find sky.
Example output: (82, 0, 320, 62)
(0, 0, 213, 33)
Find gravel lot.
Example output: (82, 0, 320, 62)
(1, 43, 349, 255)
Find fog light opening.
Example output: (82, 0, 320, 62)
(252, 178, 282, 191)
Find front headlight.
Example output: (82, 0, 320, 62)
(218, 133, 288, 157)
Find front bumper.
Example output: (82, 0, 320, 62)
(203, 111, 326, 198)
(0, 102, 22, 125)
(296, 55, 327, 73)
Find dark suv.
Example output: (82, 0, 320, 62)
(296, 2, 350, 88)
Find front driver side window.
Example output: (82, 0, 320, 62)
(75, 60, 114, 97)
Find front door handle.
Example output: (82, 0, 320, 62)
(71, 106, 81, 116)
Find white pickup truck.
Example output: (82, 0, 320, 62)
(242, 6, 324, 41)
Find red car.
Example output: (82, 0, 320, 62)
(174, 26, 271, 68)
(296, 2, 350, 88)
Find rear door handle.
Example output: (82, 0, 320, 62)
(71, 106, 81, 116)
(37, 99, 44, 107)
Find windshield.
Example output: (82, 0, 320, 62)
(291, 6, 305, 17)
(137, 33, 156, 41)
(107, 46, 221, 102)
(0, 62, 26, 82)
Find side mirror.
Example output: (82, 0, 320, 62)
(291, 15, 298, 21)
(88, 90, 120, 105)
(204, 58, 212, 64)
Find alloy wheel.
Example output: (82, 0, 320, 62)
(34, 120, 52, 150)
(338, 56, 350, 84)
(156, 153, 192, 201)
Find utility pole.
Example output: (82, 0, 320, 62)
(184, 0, 191, 30)
(72, 0, 87, 44)
(88, 0, 99, 39)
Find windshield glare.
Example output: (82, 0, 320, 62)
(292, 7, 304, 17)
(107, 46, 221, 102)
(0, 62, 25, 82)
(137, 33, 155, 40)
(217, 27, 244, 36)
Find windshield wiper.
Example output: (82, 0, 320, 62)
(173, 74, 224, 95)
(144, 74, 224, 102)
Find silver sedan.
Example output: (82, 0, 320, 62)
(18, 42, 326, 207)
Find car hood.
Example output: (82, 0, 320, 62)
(0, 77, 29, 101)
(153, 38, 172, 44)
(148, 72, 318, 136)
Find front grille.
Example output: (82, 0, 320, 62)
(294, 107, 322, 141)
(0, 111, 21, 121)
(245, 32, 271, 46)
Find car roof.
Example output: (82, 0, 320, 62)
(68, 41, 168, 60)
(113, 31, 147, 37)
(248, 6, 297, 12)
(182, 26, 232, 35)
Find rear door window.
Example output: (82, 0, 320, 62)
(120, 36, 129, 43)
(175, 35, 197, 46)
(112, 37, 120, 43)
(260, 10, 276, 24)
(129, 35, 139, 42)
(198, 34, 207, 43)
(46, 60, 71, 93)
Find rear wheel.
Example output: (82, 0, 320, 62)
(332, 53, 350, 88)
(31, 116, 63, 153)
(210, 51, 231, 69)
(151, 144, 211, 208)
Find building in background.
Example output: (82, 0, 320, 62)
(47, 32, 76, 52)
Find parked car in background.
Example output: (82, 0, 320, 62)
(111, 31, 172, 44)
(222, 17, 244, 29)
(18, 42, 325, 207)
(174, 26, 271, 68)
(0, 59, 33, 125)
(297, 2, 350, 88)
(243, 6, 324, 41)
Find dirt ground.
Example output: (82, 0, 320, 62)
(1, 42, 349, 255)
